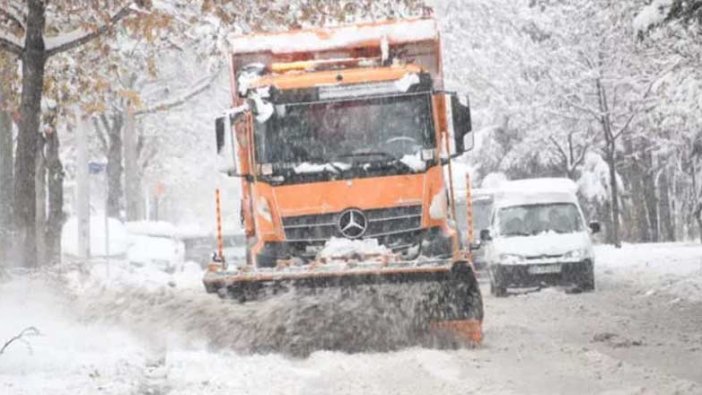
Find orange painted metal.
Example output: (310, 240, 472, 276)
(465, 173, 474, 261)
(250, 64, 423, 91)
(430, 319, 483, 345)
(204, 263, 453, 284)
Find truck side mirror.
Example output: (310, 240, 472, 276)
(445, 93, 473, 157)
(480, 229, 492, 242)
(215, 115, 238, 176)
(589, 221, 601, 234)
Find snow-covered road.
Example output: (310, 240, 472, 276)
(1, 243, 701, 394)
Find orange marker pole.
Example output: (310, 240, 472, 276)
(215, 188, 226, 269)
(465, 173, 474, 261)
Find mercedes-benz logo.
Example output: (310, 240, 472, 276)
(337, 208, 368, 239)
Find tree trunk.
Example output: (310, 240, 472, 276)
(606, 146, 622, 247)
(14, 0, 47, 267)
(123, 109, 142, 221)
(45, 129, 64, 264)
(106, 114, 124, 218)
(0, 110, 12, 265)
(658, 169, 675, 241)
(642, 152, 658, 242)
(35, 135, 46, 265)
(0, 52, 15, 266)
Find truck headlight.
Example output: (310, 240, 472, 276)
(499, 253, 525, 265)
(256, 197, 273, 223)
(429, 189, 446, 220)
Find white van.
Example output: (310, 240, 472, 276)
(478, 178, 600, 296)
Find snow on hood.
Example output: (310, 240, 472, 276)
(493, 231, 591, 259)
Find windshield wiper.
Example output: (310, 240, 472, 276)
(334, 151, 396, 161)
(304, 157, 346, 174)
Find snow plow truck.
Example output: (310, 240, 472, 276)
(204, 17, 483, 344)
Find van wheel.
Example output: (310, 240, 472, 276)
(490, 280, 507, 297)
(489, 266, 507, 297)
(577, 268, 595, 292)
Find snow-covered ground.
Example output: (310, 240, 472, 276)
(596, 242, 702, 303)
(1, 242, 701, 394)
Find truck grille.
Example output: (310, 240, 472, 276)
(282, 205, 423, 246)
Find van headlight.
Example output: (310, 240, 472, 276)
(499, 253, 525, 265)
(563, 249, 587, 260)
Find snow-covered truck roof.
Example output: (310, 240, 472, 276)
(227, 18, 442, 101)
(229, 18, 438, 55)
(493, 178, 580, 208)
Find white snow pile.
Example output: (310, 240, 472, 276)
(236, 63, 266, 95)
(595, 242, 702, 303)
(61, 216, 129, 257)
(394, 73, 420, 92)
(294, 162, 351, 174)
(400, 152, 426, 172)
(318, 237, 390, 259)
(125, 220, 179, 237)
(228, 18, 437, 55)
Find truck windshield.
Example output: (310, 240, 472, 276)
(254, 93, 435, 170)
(496, 203, 584, 237)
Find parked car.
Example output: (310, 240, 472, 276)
(125, 221, 185, 273)
(479, 178, 600, 296)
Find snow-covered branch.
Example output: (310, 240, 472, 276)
(0, 30, 23, 55)
(45, 4, 136, 57)
(134, 72, 219, 116)
(0, 327, 40, 356)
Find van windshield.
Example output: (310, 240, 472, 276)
(497, 203, 583, 237)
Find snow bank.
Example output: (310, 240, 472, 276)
(596, 242, 702, 303)
(0, 280, 146, 394)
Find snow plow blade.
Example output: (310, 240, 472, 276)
(203, 260, 483, 345)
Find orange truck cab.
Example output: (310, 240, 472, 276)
(214, 17, 474, 270)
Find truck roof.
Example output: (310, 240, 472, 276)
(228, 18, 442, 101)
